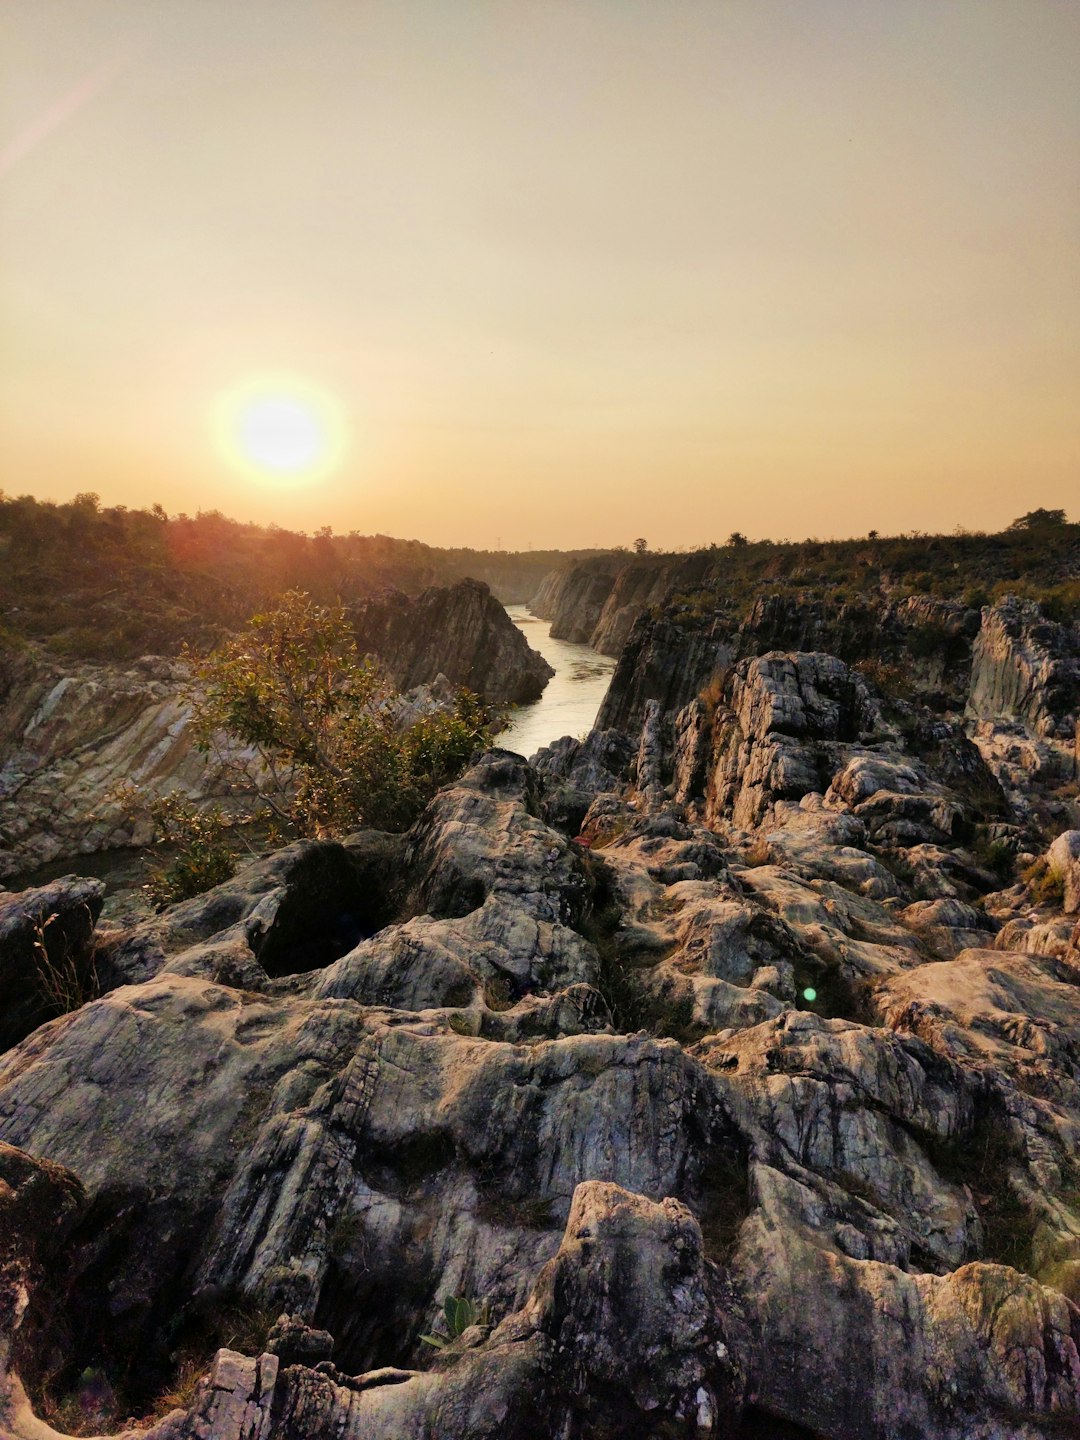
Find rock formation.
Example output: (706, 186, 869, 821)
(348, 579, 553, 704)
(2, 579, 1080, 1438)
(0, 583, 549, 881)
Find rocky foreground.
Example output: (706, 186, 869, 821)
(1, 592, 1080, 1439)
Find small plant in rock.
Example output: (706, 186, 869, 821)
(1020, 856, 1066, 907)
(31, 907, 99, 1016)
(143, 792, 238, 908)
(420, 1296, 491, 1350)
(972, 835, 1015, 884)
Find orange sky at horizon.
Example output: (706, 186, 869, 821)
(1, 1, 1077, 549)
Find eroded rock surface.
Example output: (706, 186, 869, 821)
(349, 580, 553, 704)
(2, 589, 1080, 1438)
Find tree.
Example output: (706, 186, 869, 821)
(1007, 508, 1067, 531)
(633, 537, 648, 554)
(187, 590, 498, 837)
(727, 531, 748, 547)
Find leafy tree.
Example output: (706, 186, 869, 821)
(727, 531, 749, 547)
(187, 590, 498, 838)
(633, 537, 648, 554)
(1007, 508, 1067, 530)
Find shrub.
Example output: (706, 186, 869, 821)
(143, 794, 237, 908)
(188, 591, 499, 839)
(1020, 856, 1065, 907)
(30, 907, 100, 1016)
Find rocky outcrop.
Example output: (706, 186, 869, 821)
(350, 580, 553, 704)
(0, 651, 250, 881)
(0, 876, 104, 1051)
(597, 592, 982, 738)
(4, 596, 1080, 1439)
(968, 598, 1080, 741)
(966, 600, 1080, 805)
(704, 652, 883, 829)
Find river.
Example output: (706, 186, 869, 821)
(495, 605, 616, 759)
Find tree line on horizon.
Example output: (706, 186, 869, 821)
(0, 490, 1075, 663)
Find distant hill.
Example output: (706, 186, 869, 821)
(0, 492, 609, 662)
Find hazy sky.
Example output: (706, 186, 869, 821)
(1, 1, 1077, 548)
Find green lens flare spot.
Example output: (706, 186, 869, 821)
(802, 987, 817, 1003)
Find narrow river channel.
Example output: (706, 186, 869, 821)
(495, 605, 616, 759)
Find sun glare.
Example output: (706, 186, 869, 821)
(216, 378, 346, 483)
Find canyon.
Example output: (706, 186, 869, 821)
(1, 541, 1080, 1439)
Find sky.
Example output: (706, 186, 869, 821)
(1, 1, 1077, 549)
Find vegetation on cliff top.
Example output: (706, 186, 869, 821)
(0, 491, 602, 662)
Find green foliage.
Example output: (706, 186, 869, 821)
(1020, 856, 1066, 907)
(972, 835, 1016, 884)
(0, 491, 610, 662)
(420, 1295, 491, 1349)
(142, 793, 238, 907)
(189, 591, 498, 839)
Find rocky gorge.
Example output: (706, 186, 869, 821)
(2, 559, 1080, 1438)
(0, 581, 550, 884)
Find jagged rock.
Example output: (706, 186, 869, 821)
(597, 610, 734, 734)
(1047, 831, 1080, 914)
(349, 580, 553, 704)
(735, 1200, 1080, 1440)
(265, 1313, 335, 1366)
(121, 1182, 742, 1440)
(968, 598, 1080, 742)
(0, 651, 254, 880)
(900, 898, 998, 959)
(531, 728, 634, 835)
(706, 652, 880, 828)
(0, 876, 104, 1051)
(632, 697, 665, 806)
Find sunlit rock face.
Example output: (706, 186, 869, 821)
(2, 587, 1080, 1439)
(348, 580, 554, 704)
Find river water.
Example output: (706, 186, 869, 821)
(495, 605, 616, 759)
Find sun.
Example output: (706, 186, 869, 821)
(216, 377, 346, 482)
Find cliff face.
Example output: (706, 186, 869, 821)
(529, 556, 622, 643)
(0, 584, 551, 880)
(968, 597, 1080, 741)
(597, 591, 981, 736)
(0, 651, 245, 880)
(350, 579, 553, 703)
(531, 552, 714, 656)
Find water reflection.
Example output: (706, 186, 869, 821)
(495, 605, 616, 759)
